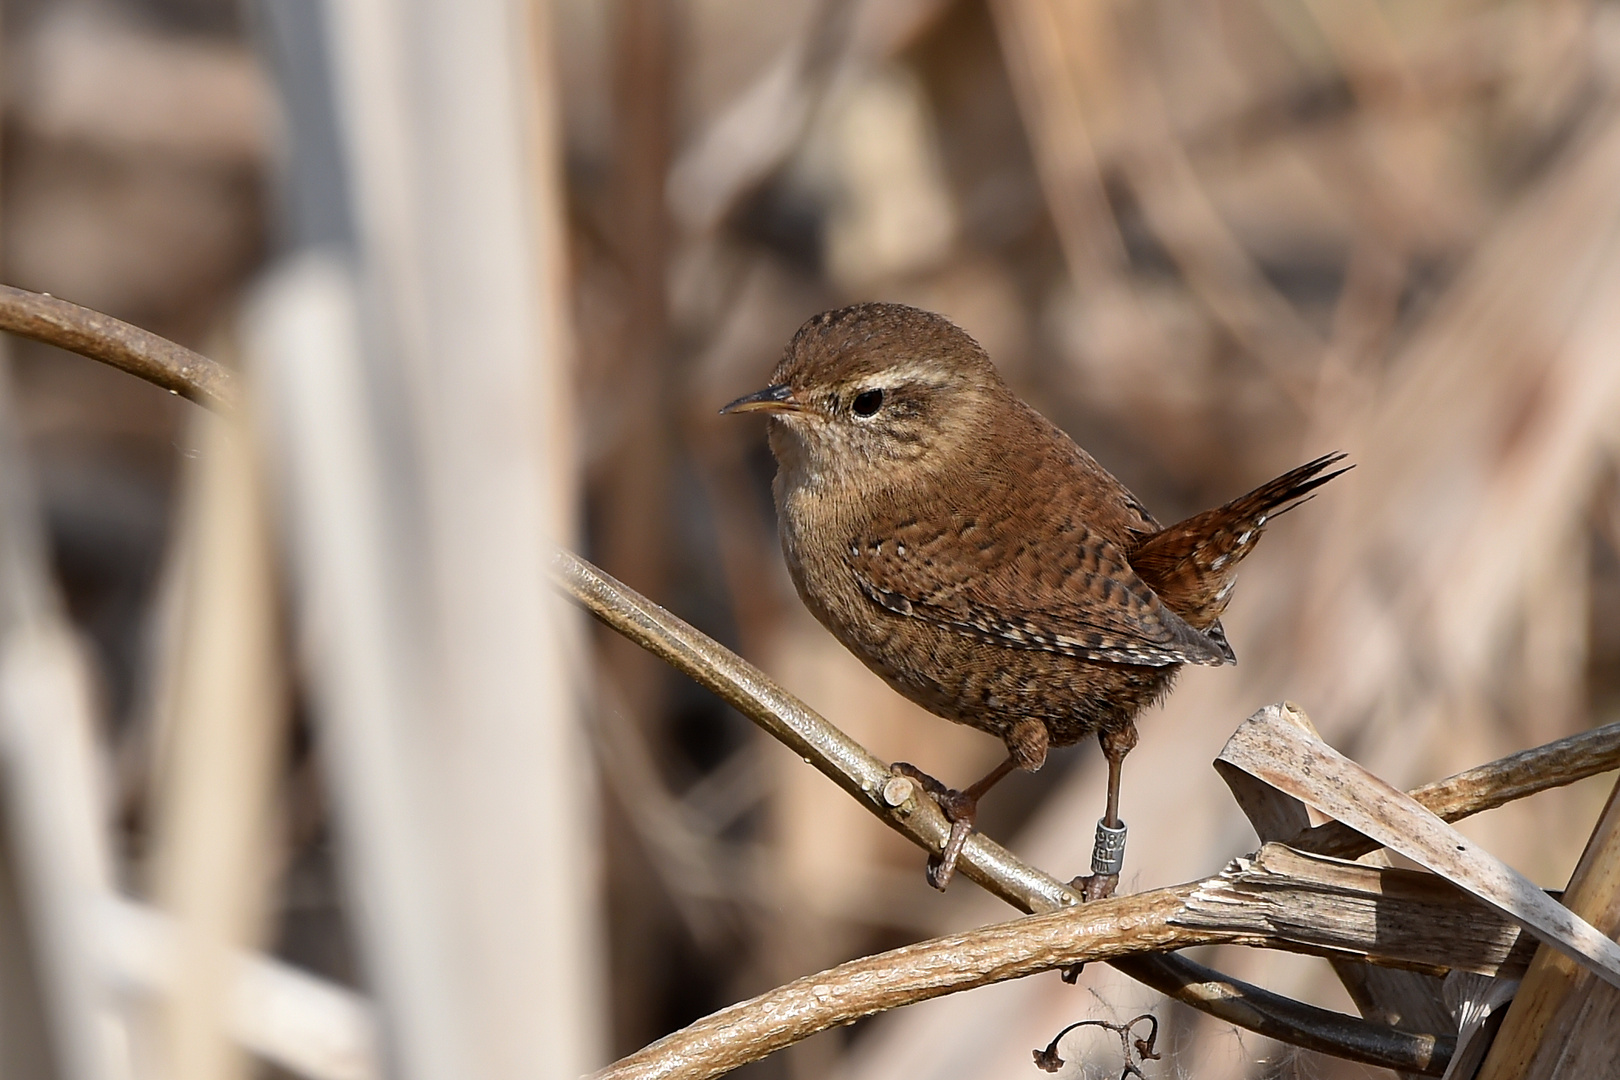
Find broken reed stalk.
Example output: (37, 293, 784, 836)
(1295, 724, 1620, 860)
(6, 286, 1619, 1077)
(1475, 776, 1620, 1079)
(599, 838, 1558, 1080)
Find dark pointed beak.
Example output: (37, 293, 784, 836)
(720, 383, 801, 415)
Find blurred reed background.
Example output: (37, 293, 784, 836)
(2, 0, 1620, 1077)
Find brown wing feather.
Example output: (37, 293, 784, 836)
(849, 508, 1228, 668)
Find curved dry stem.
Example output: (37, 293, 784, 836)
(0, 285, 238, 411)
(553, 548, 1078, 912)
(596, 840, 1508, 1080)
(596, 885, 1214, 1080)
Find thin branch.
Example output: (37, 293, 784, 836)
(0, 285, 237, 411)
(1114, 953, 1449, 1070)
(597, 886, 1211, 1080)
(552, 548, 1076, 913)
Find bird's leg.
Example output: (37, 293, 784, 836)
(1078, 721, 1138, 902)
(892, 719, 1047, 891)
(891, 755, 1017, 890)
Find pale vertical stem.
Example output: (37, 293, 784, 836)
(246, 254, 464, 1080)
(411, 0, 602, 1066)
(0, 812, 56, 1077)
(145, 411, 285, 1080)
(271, 0, 601, 1076)
(0, 355, 130, 1079)
(0, 632, 131, 1080)
(0, 6, 122, 1054)
(0, 15, 77, 1055)
(0, 18, 30, 1058)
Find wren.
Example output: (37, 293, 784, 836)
(723, 303, 1346, 895)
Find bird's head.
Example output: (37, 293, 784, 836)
(721, 303, 1008, 487)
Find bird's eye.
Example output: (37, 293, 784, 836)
(852, 389, 884, 417)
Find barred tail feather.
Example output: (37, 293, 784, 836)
(1127, 453, 1350, 636)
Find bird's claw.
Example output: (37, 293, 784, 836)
(892, 763, 977, 891)
(1076, 873, 1118, 902)
(927, 817, 975, 890)
(890, 762, 950, 800)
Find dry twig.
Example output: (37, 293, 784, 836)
(0, 284, 237, 411)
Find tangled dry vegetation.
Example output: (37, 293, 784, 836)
(5, 0, 1620, 1078)
(1, 277, 1617, 1079)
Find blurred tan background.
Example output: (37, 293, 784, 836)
(3, 0, 1620, 1077)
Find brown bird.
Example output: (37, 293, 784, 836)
(723, 303, 1346, 895)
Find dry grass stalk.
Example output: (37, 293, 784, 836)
(145, 410, 283, 1080)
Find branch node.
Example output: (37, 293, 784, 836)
(881, 775, 916, 808)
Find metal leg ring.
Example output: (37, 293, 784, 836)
(1091, 818, 1127, 876)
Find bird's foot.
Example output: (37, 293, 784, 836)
(1074, 873, 1118, 902)
(1057, 867, 1119, 983)
(891, 762, 977, 891)
(1072, 817, 1127, 902)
